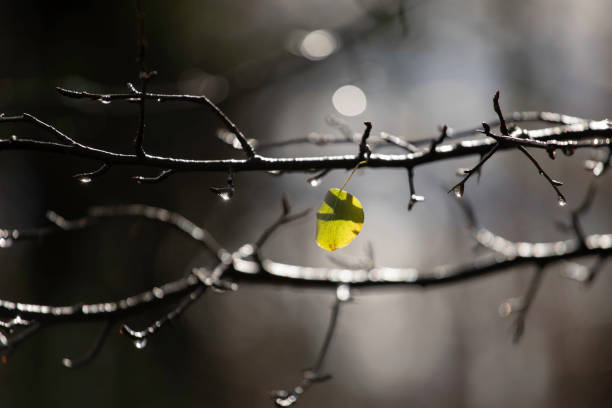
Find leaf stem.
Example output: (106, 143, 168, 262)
(339, 160, 367, 192)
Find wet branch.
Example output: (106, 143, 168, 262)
(1, 97, 609, 181)
(273, 286, 348, 407)
(1, 196, 611, 366)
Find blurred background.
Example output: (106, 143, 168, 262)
(1, 0, 612, 407)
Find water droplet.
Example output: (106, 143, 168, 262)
(61, 358, 73, 368)
(210, 186, 234, 201)
(97, 98, 111, 105)
(558, 197, 567, 207)
(274, 395, 297, 407)
(152, 287, 164, 299)
(452, 184, 464, 198)
(498, 297, 523, 317)
(593, 162, 604, 176)
(547, 149, 556, 160)
(156, 98, 162, 103)
(561, 263, 590, 282)
(133, 338, 147, 350)
(336, 284, 351, 301)
(0, 237, 13, 248)
(78, 176, 92, 184)
(498, 301, 512, 317)
(231, 138, 242, 150)
(266, 170, 282, 176)
(408, 194, 425, 211)
(551, 179, 563, 186)
(10, 135, 17, 141)
(308, 177, 322, 187)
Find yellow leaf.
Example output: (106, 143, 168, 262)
(316, 188, 364, 251)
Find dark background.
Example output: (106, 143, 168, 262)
(1, 1, 612, 407)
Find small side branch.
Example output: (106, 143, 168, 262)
(499, 265, 545, 343)
(407, 167, 424, 210)
(358, 121, 372, 160)
(255, 195, 311, 250)
(272, 286, 349, 407)
(62, 320, 114, 368)
(133, 169, 174, 184)
(73, 163, 111, 184)
(448, 124, 500, 198)
(120, 286, 205, 347)
(516, 145, 567, 206)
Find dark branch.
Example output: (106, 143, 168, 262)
(448, 124, 500, 197)
(429, 125, 448, 152)
(515, 145, 567, 206)
(273, 287, 348, 407)
(358, 121, 372, 160)
(493, 90, 509, 136)
(73, 163, 111, 184)
(62, 320, 114, 368)
(407, 167, 424, 210)
(255, 195, 311, 249)
(56, 87, 256, 159)
(499, 265, 545, 343)
(1, 111, 609, 178)
(133, 168, 174, 183)
(120, 286, 205, 346)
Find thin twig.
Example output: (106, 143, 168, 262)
(407, 167, 424, 210)
(133, 169, 174, 183)
(62, 320, 114, 368)
(358, 121, 372, 160)
(429, 125, 448, 153)
(57, 87, 256, 159)
(493, 90, 509, 136)
(448, 125, 500, 197)
(570, 182, 597, 246)
(500, 265, 545, 343)
(516, 145, 567, 206)
(255, 195, 310, 249)
(72, 163, 111, 183)
(120, 286, 205, 344)
(273, 289, 346, 407)
(1, 112, 609, 176)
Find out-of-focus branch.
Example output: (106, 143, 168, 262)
(272, 285, 350, 407)
(1, 196, 611, 366)
(499, 265, 545, 343)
